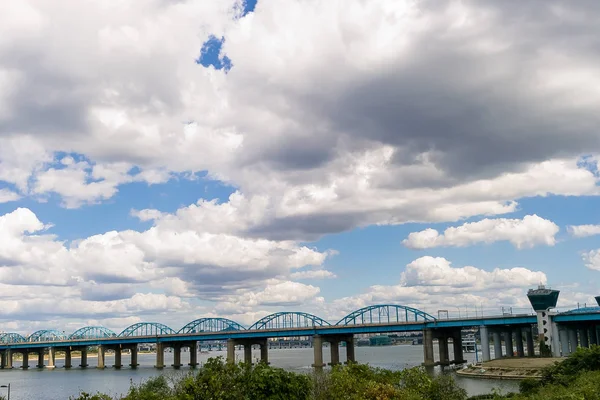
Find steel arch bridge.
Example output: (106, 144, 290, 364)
(69, 326, 117, 340)
(27, 329, 68, 342)
(249, 312, 331, 330)
(118, 322, 176, 337)
(0, 332, 26, 344)
(178, 318, 246, 334)
(336, 305, 436, 325)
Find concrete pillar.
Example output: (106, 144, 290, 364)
(438, 335, 450, 366)
(80, 349, 88, 368)
(589, 327, 598, 346)
(155, 343, 165, 369)
(515, 327, 524, 357)
(312, 335, 324, 369)
(114, 348, 122, 369)
(260, 340, 269, 364)
(422, 329, 435, 366)
(97, 346, 105, 369)
(480, 326, 491, 362)
(244, 343, 252, 364)
(189, 342, 198, 368)
(526, 328, 535, 357)
(64, 349, 72, 368)
(505, 330, 514, 357)
(345, 336, 355, 363)
(568, 328, 578, 352)
(580, 328, 589, 348)
(493, 331, 502, 359)
(452, 330, 465, 364)
(47, 347, 55, 369)
(172, 345, 182, 369)
(329, 339, 340, 366)
(130, 347, 138, 368)
(37, 351, 44, 368)
(559, 329, 570, 356)
(227, 339, 236, 364)
(22, 351, 29, 369)
(0, 351, 5, 369)
(5, 350, 11, 369)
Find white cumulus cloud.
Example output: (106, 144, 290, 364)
(568, 224, 600, 238)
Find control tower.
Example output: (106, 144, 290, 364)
(527, 285, 560, 356)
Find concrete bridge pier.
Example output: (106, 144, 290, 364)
(568, 329, 578, 352)
(5, 350, 12, 369)
(64, 349, 72, 368)
(312, 335, 325, 370)
(452, 330, 466, 364)
(589, 326, 598, 346)
(492, 331, 502, 359)
(97, 346, 105, 369)
(172, 345, 182, 369)
(130, 346, 138, 368)
(504, 330, 514, 357)
(114, 347, 122, 369)
(227, 339, 236, 363)
(243, 343, 252, 364)
(480, 326, 491, 362)
(438, 335, 450, 366)
(155, 343, 165, 369)
(36, 350, 45, 368)
(189, 342, 198, 368)
(260, 340, 269, 364)
(422, 329, 435, 367)
(47, 347, 56, 369)
(329, 338, 340, 366)
(579, 328, 589, 348)
(559, 328, 570, 356)
(515, 327, 524, 357)
(21, 351, 29, 369)
(80, 349, 88, 368)
(526, 328, 535, 357)
(345, 336, 355, 364)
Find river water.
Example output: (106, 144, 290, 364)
(0, 345, 519, 400)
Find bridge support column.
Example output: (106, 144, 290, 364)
(21, 351, 29, 369)
(589, 326, 598, 346)
(559, 329, 570, 356)
(329, 339, 340, 366)
(244, 343, 252, 364)
(345, 336, 355, 363)
(97, 346, 105, 369)
(568, 328, 578, 352)
(227, 339, 236, 363)
(37, 351, 44, 368)
(515, 327, 524, 357)
(504, 330, 514, 357)
(5, 350, 11, 369)
(47, 347, 55, 369)
(189, 342, 198, 368)
(114, 348, 122, 369)
(64, 349, 72, 368)
(492, 331, 502, 359)
(172, 345, 182, 369)
(312, 335, 324, 370)
(259, 339, 269, 364)
(0, 351, 5, 369)
(422, 329, 435, 366)
(80, 349, 88, 368)
(526, 328, 535, 357)
(130, 347, 138, 368)
(579, 328, 589, 348)
(452, 330, 465, 364)
(155, 343, 165, 369)
(481, 326, 491, 362)
(438, 335, 450, 366)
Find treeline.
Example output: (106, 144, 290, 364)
(56, 346, 600, 400)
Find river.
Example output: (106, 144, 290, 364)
(0, 345, 519, 399)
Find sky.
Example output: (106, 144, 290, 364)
(1, 0, 600, 335)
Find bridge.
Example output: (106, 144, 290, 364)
(0, 291, 599, 370)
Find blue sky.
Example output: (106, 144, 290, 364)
(0, 0, 600, 333)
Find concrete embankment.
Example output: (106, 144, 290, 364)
(456, 358, 560, 380)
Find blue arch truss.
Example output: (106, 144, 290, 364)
(179, 318, 245, 334)
(28, 329, 68, 342)
(69, 326, 117, 340)
(118, 322, 176, 337)
(0, 333, 26, 344)
(249, 312, 331, 330)
(336, 305, 436, 325)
